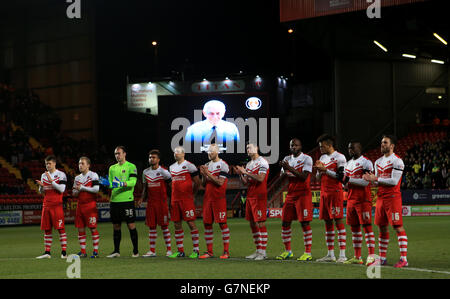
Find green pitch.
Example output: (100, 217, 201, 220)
(0, 216, 449, 279)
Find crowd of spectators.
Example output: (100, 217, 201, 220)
(402, 139, 450, 190)
(1, 83, 110, 179)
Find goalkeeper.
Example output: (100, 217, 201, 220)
(99, 145, 139, 258)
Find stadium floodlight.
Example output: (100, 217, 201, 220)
(433, 33, 447, 46)
(288, 28, 294, 34)
(431, 59, 445, 64)
(373, 40, 388, 52)
(402, 53, 416, 59)
(151, 41, 158, 46)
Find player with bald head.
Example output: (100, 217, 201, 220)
(168, 146, 202, 258)
(198, 144, 231, 259)
(277, 138, 314, 261)
(185, 99, 240, 144)
(342, 141, 375, 265)
(234, 143, 270, 260)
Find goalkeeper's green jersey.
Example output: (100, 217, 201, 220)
(108, 161, 138, 203)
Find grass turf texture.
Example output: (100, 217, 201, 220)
(0, 216, 449, 279)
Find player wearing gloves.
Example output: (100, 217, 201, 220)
(99, 146, 139, 258)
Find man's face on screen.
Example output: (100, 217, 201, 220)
(203, 106, 223, 126)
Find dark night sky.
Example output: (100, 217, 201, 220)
(94, 0, 287, 80)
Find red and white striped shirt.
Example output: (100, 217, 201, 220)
(375, 153, 404, 199)
(40, 169, 67, 207)
(170, 160, 198, 202)
(204, 159, 229, 201)
(345, 156, 373, 202)
(245, 156, 269, 198)
(143, 166, 171, 203)
(281, 153, 313, 193)
(319, 151, 346, 192)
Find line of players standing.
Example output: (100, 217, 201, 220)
(34, 133, 409, 268)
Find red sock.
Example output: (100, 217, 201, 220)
(44, 229, 52, 252)
(220, 224, 230, 253)
(363, 225, 375, 255)
(397, 231, 408, 261)
(281, 225, 291, 251)
(259, 225, 268, 253)
(191, 229, 199, 252)
(149, 227, 157, 253)
(78, 232, 87, 254)
(351, 225, 362, 259)
(302, 224, 312, 254)
(325, 223, 335, 251)
(251, 225, 260, 250)
(175, 229, 184, 253)
(58, 229, 67, 251)
(161, 225, 171, 252)
(379, 231, 389, 260)
(204, 224, 214, 254)
(336, 223, 346, 251)
(91, 230, 99, 253)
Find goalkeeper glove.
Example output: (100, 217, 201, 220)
(112, 176, 127, 188)
(99, 176, 110, 186)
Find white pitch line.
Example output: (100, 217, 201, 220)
(1, 257, 449, 276)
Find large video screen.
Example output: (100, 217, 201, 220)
(157, 93, 279, 166)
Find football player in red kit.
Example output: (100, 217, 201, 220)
(72, 157, 100, 258)
(363, 135, 408, 268)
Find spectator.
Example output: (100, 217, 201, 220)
(422, 171, 432, 189)
(412, 160, 421, 175)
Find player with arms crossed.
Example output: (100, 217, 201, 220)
(138, 149, 173, 257)
(35, 155, 68, 259)
(198, 144, 231, 259)
(276, 138, 314, 261)
(363, 135, 409, 268)
(234, 143, 270, 260)
(341, 141, 376, 265)
(99, 146, 139, 258)
(72, 157, 101, 258)
(314, 134, 348, 263)
(168, 146, 202, 258)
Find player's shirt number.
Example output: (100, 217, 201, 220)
(185, 210, 195, 218)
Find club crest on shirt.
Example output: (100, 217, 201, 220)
(156, 172, 160, 176)
(182, 166, 187, 169)
(217, 165, 220, 169)
(331, 158, 335, 161)
(122, 170, 125, 173)
(297, 160, 301, 164)
(387, 161, 391, 164)
(356, 163, 360, 166)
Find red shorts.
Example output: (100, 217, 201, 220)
(319, 190, 344, 221)
(146, 201, 170, 227)
(375, 196, 403, 227)
(346, 200, 372, 226)
(282, 190, 313, 222)
(41, 204, 65, 231)
(245, 195, 267, 223)
(170, 199, 196, 222)
(75, 202, 98, 229)
(203, 198, 227, 224)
